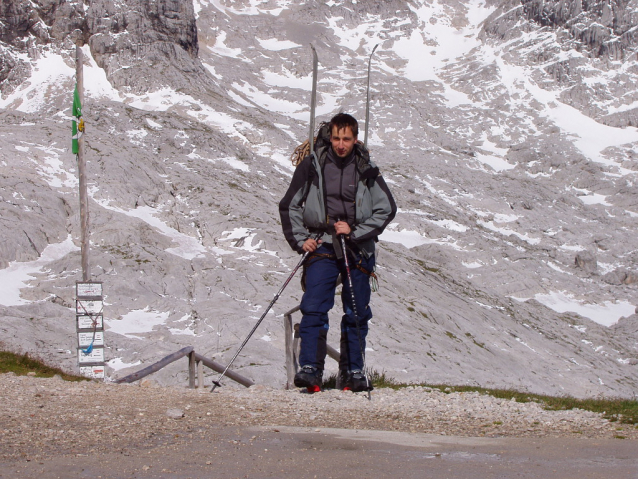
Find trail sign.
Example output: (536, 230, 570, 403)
(80, 365, 105, 379)
(78, 331, 104, 348)
(76, 281, 105, 378)
(78, 346, 104, 363)
(77, 314, 103, 330)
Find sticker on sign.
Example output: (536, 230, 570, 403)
(80, 365, 105, 379)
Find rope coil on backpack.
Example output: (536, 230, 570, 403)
(290, 128, 368, 167)
(290, 139, 313, 166)
(291, 122, 330, 166)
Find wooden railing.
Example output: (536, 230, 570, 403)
(114, 306, 342, 390)
(114, 346, 254, 389)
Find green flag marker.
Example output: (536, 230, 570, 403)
(72, 85, 82, 154)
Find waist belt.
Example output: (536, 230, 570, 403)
(300, 251, 378, 292)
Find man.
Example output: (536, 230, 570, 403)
(279, 112, 396, 392)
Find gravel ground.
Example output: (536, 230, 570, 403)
(2, 372, 637, 462)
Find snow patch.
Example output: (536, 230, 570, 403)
(106, 308, 170, 339)
(0, 236, 78, 306)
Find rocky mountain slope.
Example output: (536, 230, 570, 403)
(0, 0, 637, 398)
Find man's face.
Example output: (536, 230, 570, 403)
(330, 125, 357, 158)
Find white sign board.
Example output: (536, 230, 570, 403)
(77, 315, 103, 330)
(76, 282, 103, 297)
(76, 300, 103, 315)
(78, 331, 104, 348)
(80, 365, 105, 379)
(78, 347, 105, 364)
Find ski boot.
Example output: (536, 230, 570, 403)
(294, 365, 322, 393)
(341, 370, 372, 393)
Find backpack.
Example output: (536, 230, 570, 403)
(289, 122, 331, 166)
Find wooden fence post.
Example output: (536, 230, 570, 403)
(188, 351, 196, 389)
(284, 306, 300, 389)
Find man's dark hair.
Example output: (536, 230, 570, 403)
(329, 113, 358, 137)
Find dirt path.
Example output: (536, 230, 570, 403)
(1, 374, 636, 478)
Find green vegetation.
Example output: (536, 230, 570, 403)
(4, 350, 636, 425)
(0, 350, 86, 382)
(104, 245, 150, 264)
(412, 383, 638, 426)
(322, 369, 399, 389)
(414, 259, 440, 273)
(323, 369, 638, 425)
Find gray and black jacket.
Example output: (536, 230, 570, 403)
(279, 142, 397, 257)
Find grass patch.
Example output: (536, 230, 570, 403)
(0, 351, 87, 382)
(415, 383, 638, 426)
(321, 370, 638, 425)
(322, 369, 401, 390)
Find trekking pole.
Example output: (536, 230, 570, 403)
(211, 239, 317, 392)
(338, 231, 372, 400)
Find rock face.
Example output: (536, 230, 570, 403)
(0, 0, 86, 45)
(481, 0, 638, 126)
(0, 0, 204, 95)
(0, 0, 637, 399)
(575, 251, 597, 274)
(484, 0, 638, 60)
(87, 0, 203, 94)
(0, 0, 84, 94)
(523, 0, 637, 60)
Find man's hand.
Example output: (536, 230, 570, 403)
(334, 221, 351, 236)
(302, 237, 322, 252)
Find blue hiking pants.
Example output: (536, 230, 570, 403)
(298, 242, 375, 372)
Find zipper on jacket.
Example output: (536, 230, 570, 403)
(339, 167, 348, 224)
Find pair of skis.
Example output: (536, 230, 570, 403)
(306, 44, 378, 399)
(210, 43, 379, 393)
(309, 44, 379, 150)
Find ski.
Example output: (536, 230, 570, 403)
(363, 43, 379, 149)
(308, 44, 319, 152)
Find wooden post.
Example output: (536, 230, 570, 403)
(293, 323, 300, 370)
(284, 305, 303, 389)
(197, 359, 203, 388)
(188, 351, 196, 389)
(284, 311, 295, 389)
(75, 45, 90, 281)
